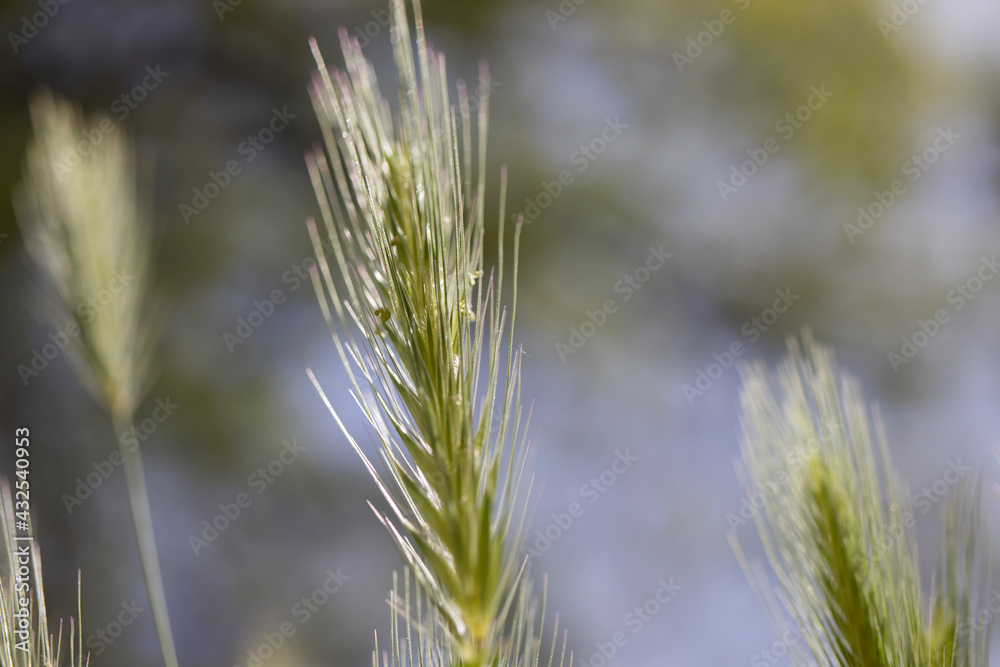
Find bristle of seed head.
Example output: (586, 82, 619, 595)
(15, 89, 154, 421)
(731, 334, 991, 667)
(0, 479, 86, 667)
(304, 1, 561, 665)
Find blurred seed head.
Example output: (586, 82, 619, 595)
(15, 89, 155, 420)
(731, 334, 990, 667)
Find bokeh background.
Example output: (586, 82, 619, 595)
(2, 0, 1000, 664)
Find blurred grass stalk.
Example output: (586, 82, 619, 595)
(303, 0, 564, 665)
(14, 91, 178, 667)
(0, 480, 86, 667)
(731, 334, 991, 666)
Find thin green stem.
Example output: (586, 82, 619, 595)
(113, 408, 179, 667)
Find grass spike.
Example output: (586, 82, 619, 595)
(731, 334, 991, 667)
(14, 90, 178, 667)
(303, 0, 559, 665)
